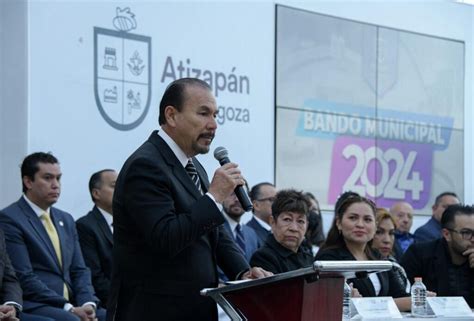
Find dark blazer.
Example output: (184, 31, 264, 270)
(107, 131, 249, 321)
(246, 217, 270, 245)
(400, 238, 474, 307)
(250, 234, 313, 274)
(0, 197, 98, 311)
(76, 206, 113, 304)
(414, 217, 442, 243)
(316, 246, 408, 298)
(222, 221, 260, 261)
(0, 228, 22, 305)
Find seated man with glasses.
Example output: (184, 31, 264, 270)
(249, 189, 314, 274)
(400, 204, 474, 307)
(247, 183, 277, 245)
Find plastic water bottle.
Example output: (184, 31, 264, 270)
(342, 281, 351, 320)
(411, 277, 427, 316)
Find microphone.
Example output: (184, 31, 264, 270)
(214, 147, 253, 211)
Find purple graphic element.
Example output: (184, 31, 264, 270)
(328, 136, 433, 209)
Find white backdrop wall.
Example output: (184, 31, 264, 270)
(0, 1, 472, 235)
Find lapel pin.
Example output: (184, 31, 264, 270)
(59, 221, 64, 227)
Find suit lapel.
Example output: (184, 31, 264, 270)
(93, 207, 113, 245)
(193, 157, 209, 193)
(149, 132, 202, 200)
(18, 198, 62, 270)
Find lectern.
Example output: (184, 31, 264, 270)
(201, 261, 393, 321)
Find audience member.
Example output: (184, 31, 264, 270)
(221, 188, 259, 263)
(107, 78, 271, 321)
(414, 192, 459, 242)
(0, 228, 53, 321)
(0, 152, 105, 321)
(390, 201, 415, 258)
(247, 182, 276, 245)
(401, 204, 474, 307)
(250, 189, 314, 274)
(316, 194, 410, 311)
(76, 169, 117, 305)
(372, 208, 410, 293)
(301, 192, 325, 256)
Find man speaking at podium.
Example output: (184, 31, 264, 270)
(107, 78, 271, 321)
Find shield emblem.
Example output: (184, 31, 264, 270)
(94, 27, 151, 130)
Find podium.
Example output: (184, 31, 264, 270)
(201, 261, 393, 321)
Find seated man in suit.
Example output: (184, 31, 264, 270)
(0, 152, 106, 321)
(246, 182, 277, 245)
(401, 204, 474, 307)
(220, 183, 259, 271)
(76, 169, 117, 305)
(0, 227, 54, 321)
(390, 201, 415, 259)
(414, 192, 459, 242)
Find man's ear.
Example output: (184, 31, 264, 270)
(23, 176, 33, 191)
(442, 228, 451, 242)
(164, 105, 178, 127)
(252, 200, 260, 211)
(92, 188, 101, 202)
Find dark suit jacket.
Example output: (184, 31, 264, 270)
(400, 238, 474, 307)
(107, 131, 249, 321)
(414, 217, 442, 243)
(76, 206, 113, 305)
(250, 234, 313, 274)
(222, 221, 259, 262)
(246, 217, 270, 245)
(0, 197, 98, 311)
(0, 228, 22, 305)
(316, 246, 408, 298)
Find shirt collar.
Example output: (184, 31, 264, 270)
(223, 212, 239, 236)
(96, 206, 113, 229)
(23, 194, 50, 218)
(254, 215, 272, 231)
(158, 128, 190, 168)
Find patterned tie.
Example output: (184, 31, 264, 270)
(41, 212, 69, 300)
(185, 160, 203, 195)
(235, 224, 246, 254)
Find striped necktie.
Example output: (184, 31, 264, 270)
(185, 160, 203, 195)
(41, 212, 69, 300)
(235, 224, 246, 254)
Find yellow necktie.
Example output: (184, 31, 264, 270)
(41, 212, 69, 300)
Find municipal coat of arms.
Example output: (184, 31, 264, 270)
(94, 7, 151, 130)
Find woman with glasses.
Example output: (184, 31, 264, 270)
(250, 189, 314, 274)
(315, 193, 411, 311)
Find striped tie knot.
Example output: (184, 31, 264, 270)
(185, 160, 203, 194)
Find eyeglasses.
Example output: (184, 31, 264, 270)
(447, 228, 474, 240)
(256, 197, 276, 203)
